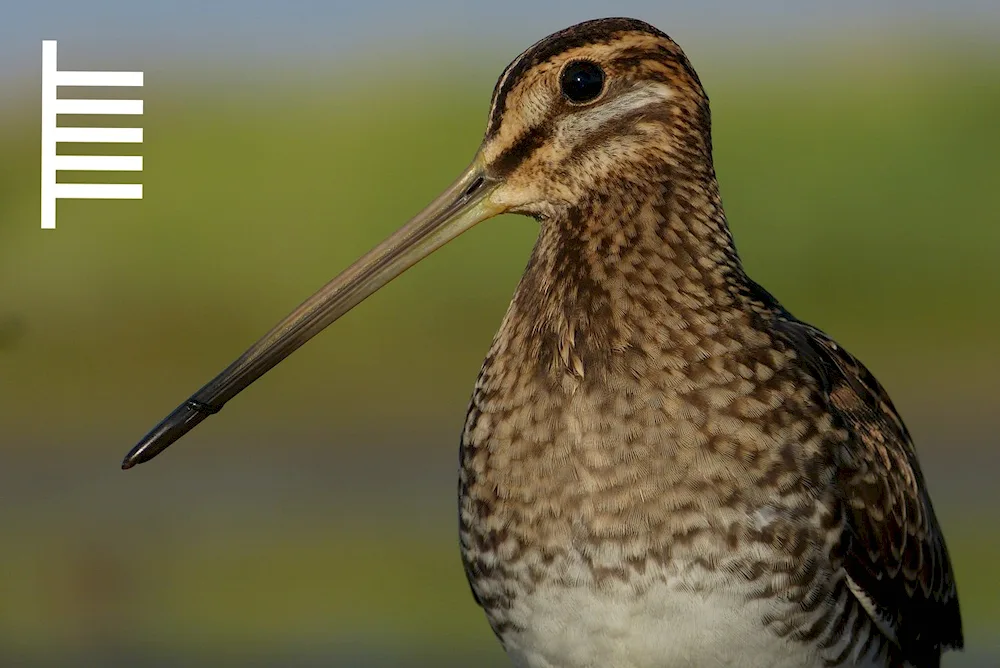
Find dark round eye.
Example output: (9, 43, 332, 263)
(560, 60, 605, 104)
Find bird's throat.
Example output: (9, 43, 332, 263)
(498, 169, 747, 386)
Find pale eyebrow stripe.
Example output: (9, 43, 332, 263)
(561, 83, 674, 135)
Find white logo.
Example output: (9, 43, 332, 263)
(40, 40, 144, 230)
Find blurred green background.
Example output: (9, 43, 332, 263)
(1, 2, 999, 666)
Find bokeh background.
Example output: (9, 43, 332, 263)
(1, 1, 998, 666)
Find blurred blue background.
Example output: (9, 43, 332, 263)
(1, 1, 998, 666)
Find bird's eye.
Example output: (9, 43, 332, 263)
(560, 60, 605, 104)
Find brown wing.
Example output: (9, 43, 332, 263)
(763, 297, 963, 666)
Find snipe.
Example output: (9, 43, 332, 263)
(123, 17, 963, 668)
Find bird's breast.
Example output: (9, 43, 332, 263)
(459, 338, 828, 562)
(458, 315, 845, 661)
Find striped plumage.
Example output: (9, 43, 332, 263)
(120, 15, 963, 668)
(457, 17, 962, 668)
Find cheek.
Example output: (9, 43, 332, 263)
(554, 124, 671, 191)
(491, 163, 576, 216)
(491, 172, 547, 212)
(573, 140, 644, 174)
(554, 133, 654, 195)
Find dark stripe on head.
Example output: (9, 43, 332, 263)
(486, 18, 671, 138)
(491, 123, 552, 177)
(564, 105, 676, 168)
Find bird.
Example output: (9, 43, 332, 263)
(122, 17, 963, 668)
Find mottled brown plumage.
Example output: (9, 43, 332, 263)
(123, 15, 962, 668)
(457, 17, 962, 668)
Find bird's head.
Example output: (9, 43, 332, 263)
(479, 17, 712, 220)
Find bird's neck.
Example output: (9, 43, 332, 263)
(496, 166, 752, 385)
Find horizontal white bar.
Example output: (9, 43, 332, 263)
(54, 127, 143, 143)
(54, 183, 142, 199)
(54, 155, 142, 171)
(55, 99, 143, 115)
(55, 71, 143, 87)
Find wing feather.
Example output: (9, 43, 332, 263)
(756, 287, 964, 666)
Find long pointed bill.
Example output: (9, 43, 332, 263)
(122, 159, 502, 469)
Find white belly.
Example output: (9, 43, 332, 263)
(501, 581, 823, 668)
